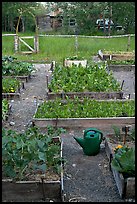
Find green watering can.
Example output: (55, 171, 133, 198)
(73, 128, 103, 156)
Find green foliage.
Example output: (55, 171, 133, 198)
(34, 98, 135, 118)
(111, 146, 135, 178)
(107, 59, 135, 65)
(48, 63, 121, 93)
(111, 2, 135, 34)
(46, 125, 66, 137)
(2, 126, 65, 181)
(2, 99, 9, 121)
(2, 56, 35, 76)
(111, 125, 121, 137)
(2, 77, 20, 93)
(2, 2, 135, 34)
(2, 2, 40, 32)
(128, 127, 135, 141)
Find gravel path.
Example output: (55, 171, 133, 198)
(3, 62, 135, 202)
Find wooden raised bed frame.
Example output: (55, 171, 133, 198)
(32, 98, 135, 130)
(2, 93, 21, 100)
(46, 91, 124, 100)
(32, 117, 135, 131)
(3, 74, 31, 83)
(2, 81, 25, 99)
(104, 134, 135, 199)
(64, 59, 87, 67)
(98, 50, 135, 61)
(108, 65, 135, 73)
(2, 137, 64, 202)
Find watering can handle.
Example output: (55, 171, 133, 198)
(84, 128, 103, 140)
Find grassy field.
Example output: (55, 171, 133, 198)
(2, 32, 135, 64)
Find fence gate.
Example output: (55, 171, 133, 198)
(14, 35, 39, 54)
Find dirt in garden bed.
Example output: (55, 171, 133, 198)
(2, 60, 135, 202)
(2, 168, 60, 182)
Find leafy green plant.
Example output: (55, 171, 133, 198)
(2, 99, 9, 121)
(34, 98, 135, 118)
(2, 126, 65, 181)
(111, 145, 135, 178)
(2, 55, 17, 63)
(2, 55, 35, 76)
(46, 125, 66, 137)
(107, 59, 135, 65)
(2, 77, 20, 93)
(48, 64, 121, 93)
(111, 125, 121, 137)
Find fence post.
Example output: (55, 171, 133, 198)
(34, 35, 39, 53)
(14, 35, 19, 53)
(127, 34, 131, 51)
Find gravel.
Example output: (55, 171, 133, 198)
(2, 60, 135, 202)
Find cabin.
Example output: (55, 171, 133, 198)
(36, 8, 76, 32)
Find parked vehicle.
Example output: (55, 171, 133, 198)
(96, 18, 114, 30)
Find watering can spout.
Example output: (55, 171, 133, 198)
(73, 137, 85, 149)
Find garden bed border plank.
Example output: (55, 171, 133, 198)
(64, 59, 87, 67)
(46, 91, 124, 100)
(108, 65, 135, 72)
(3, 75, 31, 83)
(104, 137, 135, 199)
(98, 50, 135, 61)
(32, 117, 135, 130)
(2, 93, 21, 99)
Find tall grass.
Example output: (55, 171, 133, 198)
(2, 32, 135, 63)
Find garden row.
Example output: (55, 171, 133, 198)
(2, 56, 65, 202)
(2, 53, 135, 201)
(32, 54, 135, 200)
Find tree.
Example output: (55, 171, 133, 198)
(55, 2, 135, 35)
(2, 2, 41, 32)
(111, 2, 135, 34)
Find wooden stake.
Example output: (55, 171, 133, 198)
(14, 35, 19, 53)
(127, 34, 131, 51)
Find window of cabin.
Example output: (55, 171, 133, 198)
(69, 19, 76, 27)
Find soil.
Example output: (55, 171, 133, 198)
(2, 58, 135, 202)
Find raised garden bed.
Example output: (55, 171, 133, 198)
(32, 99, 135, 130)
(98, 50, 135, 61)
(64, 59, 87, 67)
(2, 77, 22, 99)
(110, 166, 135, 199)
(47, 63, 122, 100)
(2, 56, 36, 83)
(2, 127, 64, 202)
(104, 129, 135, 199)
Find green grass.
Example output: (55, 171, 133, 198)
(2, 32, 135, 64)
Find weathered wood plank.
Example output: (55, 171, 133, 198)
(19, 37, 35, 52)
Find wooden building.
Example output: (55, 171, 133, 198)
(36, 8, 76, 32)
